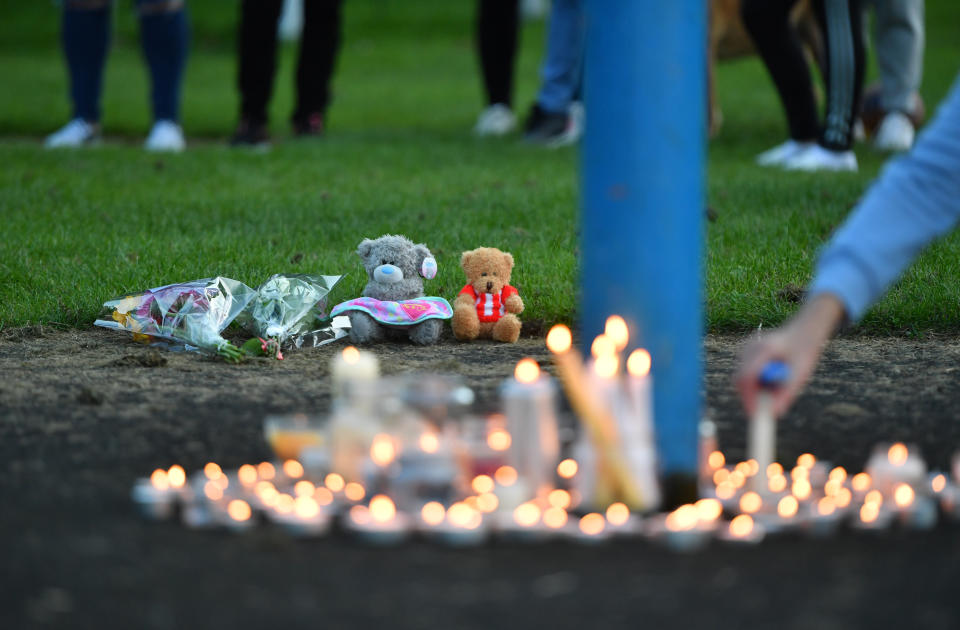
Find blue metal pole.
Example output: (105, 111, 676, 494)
(580, 1, 706, 488)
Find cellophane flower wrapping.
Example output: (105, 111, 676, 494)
(94, 277, 256, 359)
(235, 273, 345, 348)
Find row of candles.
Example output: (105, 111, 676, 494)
(132, 317, 960, 550)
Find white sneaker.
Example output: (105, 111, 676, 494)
(784, 144, 858, 172)
(45, 119, 100, 148)
(873, 111, 915, 152)
(145, 120, 186, 153)
(473, 104, 516, 137)
(755, 139, 814, 167)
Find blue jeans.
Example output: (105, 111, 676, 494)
(535, 0, 585, 114)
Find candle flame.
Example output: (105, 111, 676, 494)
(476, 493, 499, 513)
(735, 461, 752, 477)
(695, 498, 723, 522)
(150, 469, 170, 491)
(419, 432, 440, 453)
(344, 482, 366, 502)
(792, 478, 812, 501)
(888, 443, 909, 466)
(257, 462, 276, 481)
(777, 495, 799, 518)
(932, 474, 947, 494)
(604, 315, 630, 351)
(471, 475, 495, 495)
(495, 466, 518, 486)
(829, 466, 847, 483)
(325, 473, 345, 493)
(370, 434, 396, 467)
(421, 501, 445, 526)
(593, 354, 619, 379)
(728, 470, 746, 489)
(715, 482, 736, 500)
(768, 474, 787, 493)
(893, 483, 915, 508)
(543, 506, 568, 529)
(282, 460, 304, 479)
(238, 464, 258, 486)
(548, 489, 572, 510)
(579, 513, 606, 536)
(713, 468, 730, 485)
(590, 335, 617, 359)
(797, 453, 816, 469)
(605, 502, 630, 526)
(314, 487, 334, 506)
(665, 505, 698, 531)
(557, 458, 579, 479)
(546, 325, 572, 354)
(294, 496, 320, 519)
(227, 500, 251, 522)
(294, 480, 315, 497)
(514, 358, 541, 384)
(213, 474, 229, 490)
(446, 502, 474, 528)
(342, 346, 360, 364)
(369, 495, 396, 524)
(204, 462, 222, 480)
(487, 428, 512, 451)
(739, 492, 762, 514)
(513, 502, 542, 528)
(626, 349, 651, 378)
(817, 496, 836, 516)
(865, 490, 883, 507)
(204, 481, 223, 502)
(851, 472, 871, 492)
(167, 465, 186, 488)
(729, 514, 754, 538)
(350, 505, 370, 526)
(708, 451, 726, 470)
(766, 462, 783, 479)
(860, 502, 880, 523)
(835, 487, 852, 508)
(275, 494, 295, 514)
(790, 465, 809, 481)
(746, 460, 760, 477)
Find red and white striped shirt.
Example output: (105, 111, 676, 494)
(459, 284, 519, 323)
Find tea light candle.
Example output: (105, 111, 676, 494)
(131, 469, 177, 520)
(717, 514, 766, 545)
(568, 512, 613, 545)
(646, 505, 710, 552)
(345, 495, 410, 545)
(890, 483, 938, 530)
(803, 496, 843, 538)
(865, 443, 926, 495)
(221, 499, 256, 533)
(269, 495, 331, 537)
(496, 501, 548, 541)
(423, 501, 488, 547)
(850, 497, 894, 532)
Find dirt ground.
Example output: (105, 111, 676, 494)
(3, 326, 960, 629)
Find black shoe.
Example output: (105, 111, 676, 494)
(292, 112, 324, 137)
(229, 119, 270, 148)
(523, 104, 571, 145)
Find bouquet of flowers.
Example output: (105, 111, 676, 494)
(94, 277, 257, 363)
(234, 273, 345, 352)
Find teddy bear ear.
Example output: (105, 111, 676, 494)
(356, 238, 375, 258)
(502, 251, 515, 270)
(460, 249, 475, 271)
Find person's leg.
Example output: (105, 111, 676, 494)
(534, 0, 585, 114)
(815, 0, 866, 152)
(873, 0, 923, 113)
(476, 0, 519, 107)
(237, 0, 284, 127)
(137, 0, 189, 124)
(741, 0, 820, 143)
(62, 0, 113, 123)
(292, 0, 344, 133)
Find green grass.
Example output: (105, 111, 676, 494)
(1, 1, 959, 333)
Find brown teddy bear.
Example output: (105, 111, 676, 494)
(452, 247, 524, 343)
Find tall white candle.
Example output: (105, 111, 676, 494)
(500, 358, 560, 498)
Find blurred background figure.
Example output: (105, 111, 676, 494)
(861, 0, 925, 151)
(522, 0, 584, 146)
(473, 0, 520, 136)
(742, 0, 865, 172)
(45, 0, 189, 152)
(231, 0, 344, 147)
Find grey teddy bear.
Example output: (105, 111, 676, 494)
(343, 234, 446, 345)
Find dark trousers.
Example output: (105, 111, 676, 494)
(237, 0, 343, 126)
(742, 0, 865, 151)
(476, 0, 519, 107)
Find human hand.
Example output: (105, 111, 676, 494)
(736, 293, 846, 418)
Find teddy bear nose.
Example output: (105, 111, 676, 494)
(486, 281, 493, 291)
(382, 266, 394, 274)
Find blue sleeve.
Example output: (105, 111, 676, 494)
(808, 74, 960, 321)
